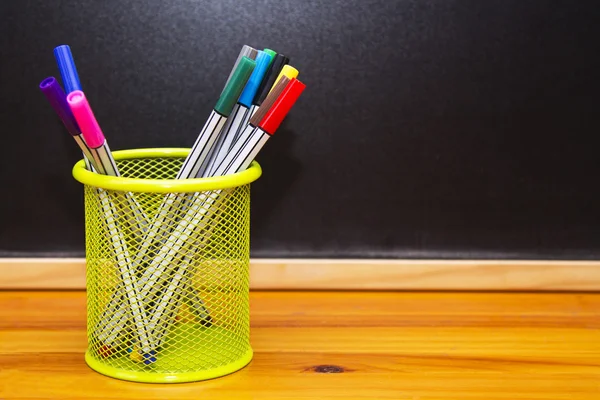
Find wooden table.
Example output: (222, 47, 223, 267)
(1, 291, 600, 399)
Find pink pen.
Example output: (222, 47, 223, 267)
(66, 90, 153, 357)
(66, 90, 147, 233)
(66, 91, 119, 176)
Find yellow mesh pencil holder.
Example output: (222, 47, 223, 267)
(72, 148, 261, 383)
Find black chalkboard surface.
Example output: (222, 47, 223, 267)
(0, 0, 599, 259)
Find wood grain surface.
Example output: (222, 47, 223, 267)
(1, 291, 600, 399)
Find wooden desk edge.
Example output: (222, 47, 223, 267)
(1, 258, 600, 291)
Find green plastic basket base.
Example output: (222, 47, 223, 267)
(85, 324, 253, 383)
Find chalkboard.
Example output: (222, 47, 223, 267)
(1, 0, 599, 259)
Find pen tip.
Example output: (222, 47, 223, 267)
(66, 90, 85, 104)
(39, 77, 56, 89)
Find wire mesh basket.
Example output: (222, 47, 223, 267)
(72, 148, 261, 383)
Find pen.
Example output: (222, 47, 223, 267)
(268, 65, 299, 95)
(145, 78, 306, 356)
(54, 46, 151, 354)
(221, 45, 257, 95)
(202, 50, 273, 177)
(39, 77, 95, 171)
(133, 56, 256, 268)
(54, 45, 82, 94)
(238, 65, 298, 149)
(184, 278, 212, 326)
(146, 257, 188, 352)
(67, 92, 119, 176)
(178, 56, 256, 180)
(95, 57, 256, 356)
(262, 48, 277, 68)
(214, 78, 305, 177)
(146, 255, 210, 353)
(40, 77, 137, 354)
(53, 44, 148, 236)
(250, 53, 289, 118)
(67, 90, 153, 357)
(65, 90, 147, 235)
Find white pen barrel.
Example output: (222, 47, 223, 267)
(249, 104, 259, 118)
(202, 103, 249, 177)
(97, 193, 214, 349)
(148, 262, 213, 351)
(200, 105, 243, 177)
(91, 141, 119, 177)
(133, 192, 184, 266)
(106, 110, 226, 324)
(97, 199, 215, 349)
(94, 188, 152, 353)
(147, 262, 187, 350)
(230, 106, 253, 153)
(72, 134, 97, 172)
(88, 140, 153, 350)
(101, 111, 226, 342)
(143, 127, 271, 348)
(140, 191, 219, 338)
(131, 110, 226, 266)
(108, 116, 261, 355)
(73, 134, 130, 346)
(177, 111, 226, 179)
(89, 141, 148, 235)
(213, 125, 268, 177)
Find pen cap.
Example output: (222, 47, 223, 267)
(221, 45, 257, 94)
(214, 57, 256, 116)
(259, 78, 306, 135)
(39, 77, 80, 136)
(54, 45, 82, 94)
(253, 53, 289, 106)
(249, 76, 290, 127)
(238, 51, 273, 108)
(66, 90, 105, 148)
(263, 49, 277, 67)
(268, 65, 299, 95)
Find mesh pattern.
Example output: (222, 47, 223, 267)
(84, 156, 251, 378)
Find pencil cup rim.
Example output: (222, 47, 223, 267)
(72, 147, 262, 193)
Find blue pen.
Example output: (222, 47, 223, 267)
(54, 45, 82, 94)
(200, 50, 273, 177)
(51, 46, 159, 359)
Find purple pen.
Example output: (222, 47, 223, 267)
(39, 77, 96, 170)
